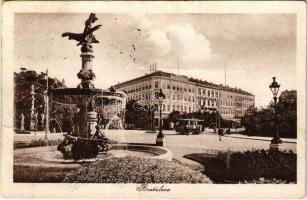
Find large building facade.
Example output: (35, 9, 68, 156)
(114, 71, 255, 128)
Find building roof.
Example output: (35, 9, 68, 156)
(114, 71, 172, 88)
(218, 85, 254, 96)
(188, 77, 221, 89)
(114, 70, 254, 96)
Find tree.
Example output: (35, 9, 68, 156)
(168, 111, 181, 124)
(241, 97, 297, 138)
(14, 69, 66, 131)
(124, 100, 151, 129)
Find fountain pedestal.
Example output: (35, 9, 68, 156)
(88, 111, 98, 137)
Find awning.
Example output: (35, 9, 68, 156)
(221, 116, 240, 122)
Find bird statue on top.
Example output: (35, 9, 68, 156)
(61, 13, 102, 89)
(62, 13, 102, 53)
(62, 13, 101, 46)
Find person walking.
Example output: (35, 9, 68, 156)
(184, 125, 189, 136)
(218, 128, 224, 141)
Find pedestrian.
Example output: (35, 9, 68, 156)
(185, 125, 189, 136)
(218, 128, 224, 141)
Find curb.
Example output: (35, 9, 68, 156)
(224, 135, 297, 144)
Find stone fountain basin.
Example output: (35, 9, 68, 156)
(14, 144, 172, 164)
(110, 144, 172, 161)
(14, 144, 172, 182)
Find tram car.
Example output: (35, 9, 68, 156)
(174, 119, 204, 135)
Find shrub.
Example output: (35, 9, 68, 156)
(226, 149, 296, 181)
(63, 156, 212, 183)
(239, 177, 296, 184)
(185, 149, 296, 183)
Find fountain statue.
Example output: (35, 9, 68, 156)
(20, 113, 25, 131)
(52, 13, 126, 160)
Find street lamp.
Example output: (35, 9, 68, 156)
(150, 88, 157, 132)
(269, 77, 282, 149)
(155, 89, 165, 146)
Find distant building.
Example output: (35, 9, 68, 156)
(114, 70, 255, 128)
(279, 90, 296, 104)
(219, 86, 255, 120)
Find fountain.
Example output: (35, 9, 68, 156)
(50, 13, 126, 160)
(14, 13, 172, 182)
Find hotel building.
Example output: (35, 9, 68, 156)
(114, 70, 255, 128)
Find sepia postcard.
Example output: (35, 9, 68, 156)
(1, 1, 306, 199)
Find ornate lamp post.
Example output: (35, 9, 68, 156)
(155, 89, 165, 146)
(269, 77, 282, 149)
(146, 88, 157, 133)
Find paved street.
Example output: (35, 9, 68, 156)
(15, 130, 297, 170)
(104, 130, 297, 169)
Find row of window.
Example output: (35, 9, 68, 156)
(124, 87, 252, 104)
(221, 100, 254, 108)
(172, 94, 195, 102)
(222, 94, 253, 102)
(124, 83, 153, 94)
(148, 104, 196, 113)
(121, 82, 253, 103)
(162, 82, 195, 93)
(199, 98, 217, 107)
(198, 88, 219, 98)
(220, 108, 235, 115)
(220, 108, 244, 116)
(127, 91, 198, 103)
(221, 100, 235, 107)
(127, 92, 254, 109)
(123, 81, 196, 94)
(242, 103, 253, 109)
(236, 96, 254, 102)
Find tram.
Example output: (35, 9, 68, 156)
(174, 119, 204, 135)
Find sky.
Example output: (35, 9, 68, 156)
(14, 13, 296, 107)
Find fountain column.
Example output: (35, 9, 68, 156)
(88, 111, 97, 137)
(78, 45, 98, 136)
(77, 44, 96, 89)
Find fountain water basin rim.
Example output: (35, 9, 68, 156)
(14, 143, 172, 168)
